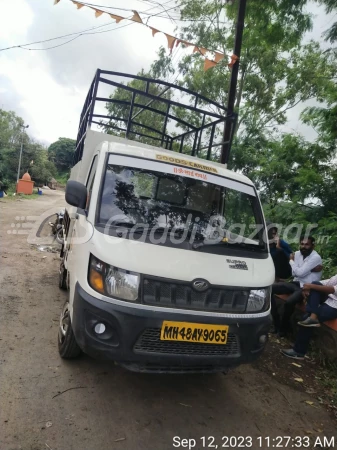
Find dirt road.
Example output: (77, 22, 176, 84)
(0, 192, 336, 450)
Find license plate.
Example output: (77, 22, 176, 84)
(160, 321, 228, 344)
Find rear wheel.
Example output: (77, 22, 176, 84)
(58, 300, 81, 359)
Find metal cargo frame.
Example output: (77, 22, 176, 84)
(74, 69, 237, 165)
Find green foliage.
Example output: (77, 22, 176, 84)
(263, 204, 337, 278)
(55, 172, 70, 186)
(102, 0, 337, 275)
(0, 109, 57, 186)
(316, 0, 337, 43)
(47, 137, 76, 173)
(102, 69, 171, 147)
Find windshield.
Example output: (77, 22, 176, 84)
(97, 157, 267, 254)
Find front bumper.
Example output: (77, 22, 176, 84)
(71, 282, 272, 373)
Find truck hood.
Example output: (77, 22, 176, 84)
(89, 231, 275, 288)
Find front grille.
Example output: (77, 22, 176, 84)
(134, 328, 240, 357)
(141, 277, 249, 312)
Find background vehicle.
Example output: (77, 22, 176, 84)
(57, 70, 274, 373)
(49, 209, 64, 244)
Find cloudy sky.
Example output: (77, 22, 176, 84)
(0, 0, 332, 146)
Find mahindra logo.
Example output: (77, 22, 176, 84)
(192, 279, 209, 292)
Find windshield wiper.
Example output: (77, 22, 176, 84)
(109, 221, 136, 228)
(132, 227, 189, 236)
(221, 240, 265, 250)
(193, 239, 265, 251)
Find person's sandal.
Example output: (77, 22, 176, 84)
(298, 317, 320, 327)
(280, 349, 305, 360)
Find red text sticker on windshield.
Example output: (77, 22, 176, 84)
(173, 167, 207, 180)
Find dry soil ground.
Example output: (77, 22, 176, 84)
(0, 191, 336, 450)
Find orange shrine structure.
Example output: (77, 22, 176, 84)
(16, 172, 34, 195)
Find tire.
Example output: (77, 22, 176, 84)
(58, 300, 82, 359)
(59, 261, 68, 290)
(318, 326, 337, 363)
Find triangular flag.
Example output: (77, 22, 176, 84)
(165, 34, 176, 54)
(193, 46, 208, 55)
(110, 13, 125, 23)
(177, 40, 192, 48)
(94, 9, 104, 18)
(131, 10, 143, 24)
(54, 0, 61, 4)
(150, 27, 159, 37)
(214, 52, 224, 63)
(228, 54, 239, 68)
(204, 58, 217, 71)
(72, 1, 84, 9)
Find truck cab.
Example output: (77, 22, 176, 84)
(58, 70, 274, 373)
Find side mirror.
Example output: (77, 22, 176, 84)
(65, 180, 87, 209)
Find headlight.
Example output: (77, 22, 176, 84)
(88, 254, 140, 301)
(246, 287, 271, 312)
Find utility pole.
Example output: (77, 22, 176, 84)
(220, 0, 247, 167)
(16, 124, 29, 183)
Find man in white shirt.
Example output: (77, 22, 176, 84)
(271, 236, 322, 335)
(281, 275, 337, 359)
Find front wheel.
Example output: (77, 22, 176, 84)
(58, 300, 81, 359)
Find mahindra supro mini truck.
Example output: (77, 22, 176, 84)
(57, 70, 274, 373)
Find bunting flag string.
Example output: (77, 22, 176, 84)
(131, 11, 143, 24)
(150, 27, 159, 37)
(204, 58, 217, 71)
(110, 13, 124, 23)
(55, 0, 239, 71)
(94, 9, 103, 18)
(72, 1, 84, 9)
(165, 34, 177, 54)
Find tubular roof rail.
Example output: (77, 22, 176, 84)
(74, 69, 237, 164)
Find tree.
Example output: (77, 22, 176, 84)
(101, 69, 172, 147)
(100, 1, 337, 274)
(48, 137, 76, 173)
(316, 0, 337, 44)
(0, 108, 57, 187)
(301, 1, 337, 153)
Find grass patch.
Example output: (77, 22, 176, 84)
(55, 173, 69, 186)
(1, 186, 41, 201)
(1, 193, 40, 201)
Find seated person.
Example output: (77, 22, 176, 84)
(268, 224, 293, 281)
(281, 275, 337, 359)
(271, 236, 322, 335)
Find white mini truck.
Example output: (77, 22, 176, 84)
(57, 71, 274, 373)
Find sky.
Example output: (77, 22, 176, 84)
(0, 0, 333, 146)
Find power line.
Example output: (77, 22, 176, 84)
(0, 0, 180, 52)
(0, 0, 229, 53)
(0, 22, 113, 52)
(79, 0, 179, 16)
